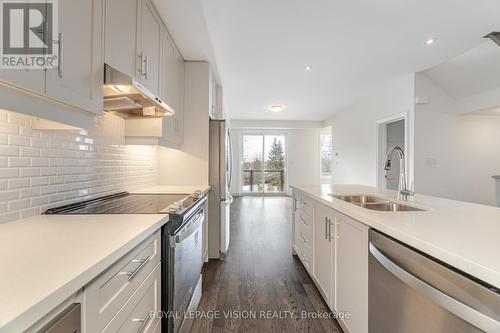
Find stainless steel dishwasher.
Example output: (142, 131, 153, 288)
(369, 230, 500, 333)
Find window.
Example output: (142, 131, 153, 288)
(241, 134, 287, 193)
(320, 127, 333, 178)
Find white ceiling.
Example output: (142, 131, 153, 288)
(423, 41, 500, 100)
(159, 0, 500, 121)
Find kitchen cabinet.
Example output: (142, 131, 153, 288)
(45, 0, 104, 115)
(0, 0, 103, 125)
(160, 29, 184, 147)
(336, 212, 369, 333)
(104, 0, 138, 77)
(137, 0, 162, 96)
(292, 190, 368, 333)
(85, 230, 161, 332)
(313, 202, 336, 308)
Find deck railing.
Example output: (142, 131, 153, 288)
(243, 169, 285, 192)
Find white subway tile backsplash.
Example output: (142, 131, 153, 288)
(0, 168, 19, 178)
(20, 168, 40, 177)
(0, 145, 19, 156)
(8, 135, 30, 146)
(0, 111, 157, 223)
(8, 157, 30, 167)
(31, 177, 48, 186)
(20, 147, 40, 157)
(8, 199, 30, 211)
(8, 178, 30, 189)
(0, 122, 18, 135)
(0, 190, 19, 201)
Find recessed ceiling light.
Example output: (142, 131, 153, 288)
(305, 65, 312, 71)
(269, 105, 286, 112)
(425, 37, 437, 45)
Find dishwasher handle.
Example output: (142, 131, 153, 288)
(369, 243, 500, 333)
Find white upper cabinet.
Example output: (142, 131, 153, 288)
(137, 0, 161, 96)
(104, 0, 138, 77)
(0, 0, 103, 123)
(0, 68, 45, 95)
(45, 0, 103, 115)
(159, 29, 184, 148)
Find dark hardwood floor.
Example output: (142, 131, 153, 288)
(191, 196, 343, 333)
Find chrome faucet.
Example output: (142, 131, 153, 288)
(384, 146, 414, 200)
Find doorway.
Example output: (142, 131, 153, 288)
(377, 115, 407, 190)
(240, 134, 287, 194)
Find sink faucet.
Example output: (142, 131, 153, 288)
(384, 146, 414, 200)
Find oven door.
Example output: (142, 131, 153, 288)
(172, 209, 204, 333)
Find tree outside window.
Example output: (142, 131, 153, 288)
(320, 128, 333, 178)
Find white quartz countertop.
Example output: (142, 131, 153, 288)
(290, 184, 500, 289)
(0, 214, 168, 332)
(131, 185, 211, 195)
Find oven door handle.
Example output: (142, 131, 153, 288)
(175, 214, 204, 243)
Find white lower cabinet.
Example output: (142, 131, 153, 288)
(335, 211, 369, 333)
(102, 264, 161, 333)
(313, 203, 335, 308)
(85, 230, 161, 332)
(293, 190, 368, 333)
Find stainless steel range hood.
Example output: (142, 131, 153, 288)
(103, 64, 174, 118)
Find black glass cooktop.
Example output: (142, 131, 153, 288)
(44, 192, 191, 214)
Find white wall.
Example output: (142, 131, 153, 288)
(229, 125, 323, 195)
(323, 75, 415, 187)
(157, 62, 210, 186)
(414, 73, 500, 206)
(0, 111, 157, 223)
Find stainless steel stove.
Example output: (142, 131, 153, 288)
(44, 190, 208, 333)
(43, 191, 201, 215)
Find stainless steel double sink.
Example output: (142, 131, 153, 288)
(331, 195, 425, 212)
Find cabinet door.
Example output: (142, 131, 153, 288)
(175, 49, 184, 143)
(161, 30, 177, 111)
(313, 203, 335, 306)
(138, 0, 161, 95)
(336, 213, 369, 333)
(0, 69, 45, 95)
(104, 0, 137, 77)
(45, 0, 103, 115)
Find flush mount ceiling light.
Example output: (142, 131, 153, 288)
(425, 37, 437, 45)
(269, 105, 286, 112)
(305, 65, 312, 71)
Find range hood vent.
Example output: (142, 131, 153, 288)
(103, 64, 175, 118)
(484, 32, 500, 47)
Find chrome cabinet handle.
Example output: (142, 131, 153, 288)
(330, 217, 339, 241)
(144, 55, 149, 79)
(138, 52, 145, 76)
(324, 217, 328, 240)
(121, 255, 151, 281)
(132, 313, 151, 333)
(56, 33, 63, 77)
(369, 243, 500, 332)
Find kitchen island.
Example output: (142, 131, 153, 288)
(291, 184, 500, 333)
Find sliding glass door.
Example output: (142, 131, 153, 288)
(241, 134, 287, 193)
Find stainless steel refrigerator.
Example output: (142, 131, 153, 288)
(208, 119, 233, 259)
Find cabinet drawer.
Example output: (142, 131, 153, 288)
(296, 246, 312, 273)
(85, 231, 161, 333)
(103, 263, 161, 333)
(295, 220, 312, 262)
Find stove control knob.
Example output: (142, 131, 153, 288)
(169, 202, 182, 214)
(193, 190, 202, 198)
